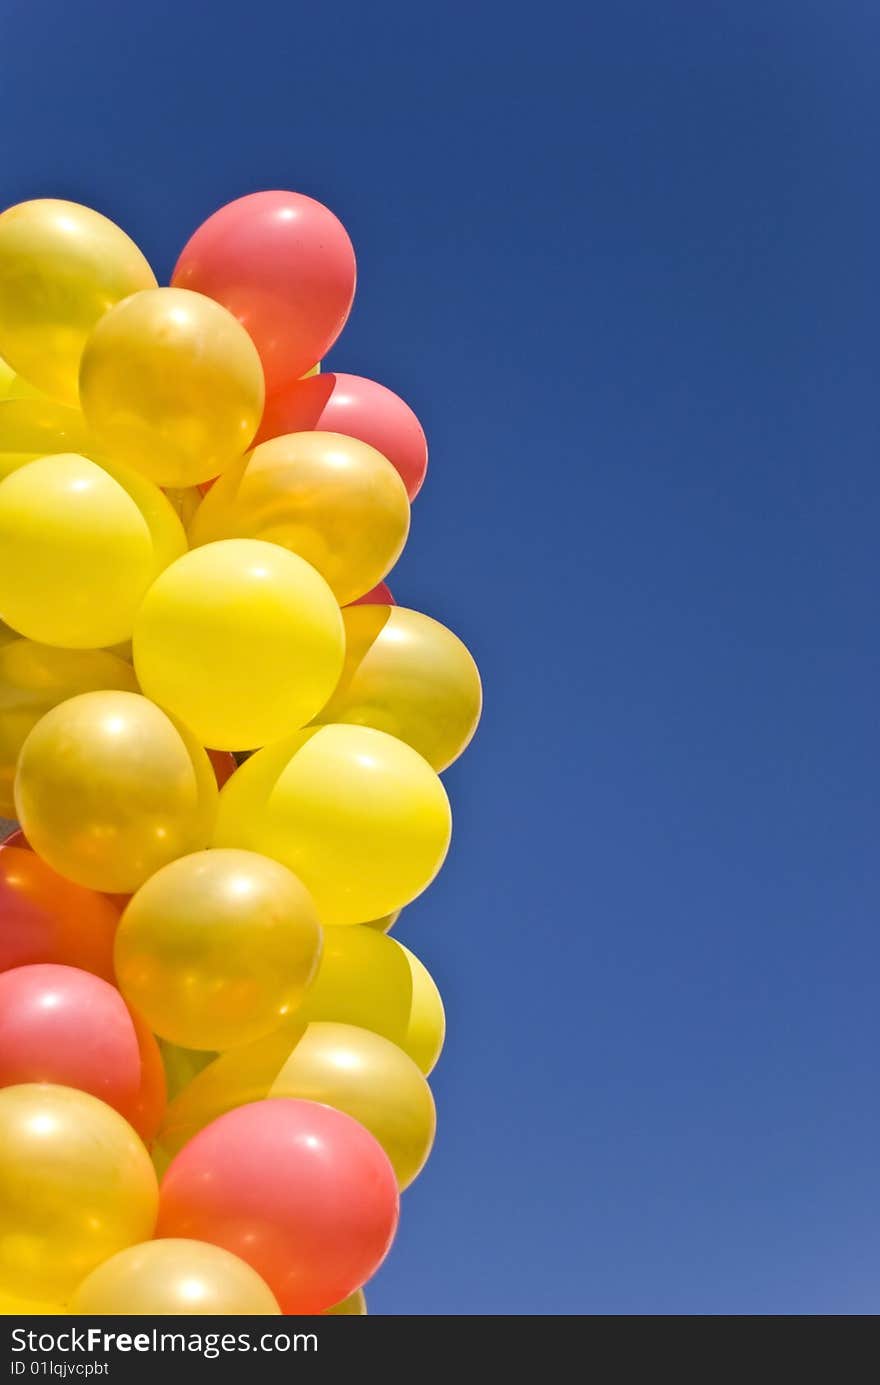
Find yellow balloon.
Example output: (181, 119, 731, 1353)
(0, 1290, 66, 1315)
(6, 373, 46, 400)
(79, 286, 265, 487)
(159, 1021, 434, 1190)
(0, 356, 13, 398)
(15, 690, 218, 892)
(297, 925, 412, 1045)
(115, 848, 322, 1051)
(315, 604, 482, 771)
(0, 396, 93, 481)
(164, 484, 203, 528)
(215, 724, 452, 924)
(159, 1040, 217, 1102)
(133, 539, 345, 751)
(189, 431, 410, 605)
(0, 199, 157, 403)
(0, 639, 138, 817)
(362, 909, 401, 932)
(70, 1239, 281, 1316)
(398, 943, 446, 1076)
(0, 1084, 158, 1305)
(325, 1288, 367, 1314)
(0, 453, 185, 648)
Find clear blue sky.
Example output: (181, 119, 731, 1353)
(4, 1, 879, 1314)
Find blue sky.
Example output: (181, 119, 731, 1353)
(4, 1, 880, 1313)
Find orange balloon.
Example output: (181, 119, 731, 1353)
(0, 846, 119, 979)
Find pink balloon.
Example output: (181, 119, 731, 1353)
(348, 581, 396, 607)
(257, 373, 428, 500)
(172, 191, 356, 391)
(158, 1098, 399, 1314)
(0, 964, 142, 1117)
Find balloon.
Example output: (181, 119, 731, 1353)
(0, 356, 13, 397)
(0, 397, 92, 481)
(79, 287, 264, 488)
(326, 1289, 367, 1315)
(158, 1020, 433, 1189)
(0, 846, 118, 979)
(362, 909, 401, 932)
(157, 1097, 398, 1314)
(126, 1014, 167, 1145)
(163, 485, 203, 528)
(350, 581, 396, 607)
(15, 690, 218, 892)
(257, 374, 428, 501)
(397, 944, 446, 1076)
(159, 1040, 217, 1102)
(115, 849, 322, 1051)
(70, 1239, 281, 1316)
(189, 431, 410, 606)
(207, 748, 237, 788)
(0, 199, 156, 403)
(0, 453, 185, 648)
(0, 1290, 66, 1315)
(314, 605, 482, 771)
(172, 191, 356, 391)
(133, 539, 344, 751)
(215, 724, 452, 924)
(0, 639, 138, 816)
(0, 1083, 158, 1304)
(297, 926, 412, 1045)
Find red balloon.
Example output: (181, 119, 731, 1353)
(157, 1098, 399, 1313)
(0, 963, 142, 1113)
(207, 748, 237, 789)
(349, 581, 396, 607)
(172, 191, 356, 392)
(0, 826, 26, 850)
(257, 373, 428, 500)
(0, 847, 118, 980)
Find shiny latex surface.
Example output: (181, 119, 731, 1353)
(133, 539, 345, 751)
(296, 925, 412, 1046)
(0, 1083, 158, 1305)
(0, 397, 92, 480)
(189, 431, 410, 606)
(115, 848, 322, 1051)
(79, 287, 264, 487)
(314, 604, 482, 771)
(214, 724, 452, 924)
(70, 1239, 281, 1316)
(0, 846, 119, 979)
(14, 690, 218, 893)
(0, 199, 156, 403)
(397, 944, 446, 1077)
(325, 1288, 367, 1315)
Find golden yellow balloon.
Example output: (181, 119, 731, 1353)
(325, 1288, 367, 1315)
(362, 909, 401, 932)
(398, 943, 446, 1076)
(0, 199, 157, 403)
(158, 1021, 434, 1190)
(0, 396, 92, 480)
(15, 690, 218, 892)
(159, 1040, 217, 1102)
(133, 539, 345, 751)
(0, 453, 185, 648)
(70, 1239, 281, 1316)
(79, 286, 265, 487)
(115, 849, 322, 1051)
(189, 431, 410, 605)
(0, 356, 13, 398)
(316, 604, 482, 771)
(297, 925, 412, 1045)
(0, 1290, 66, 1315)
(0, 639, 138, 817)
(0, 1084, 158, 1305)
(215, 724, 452, 924)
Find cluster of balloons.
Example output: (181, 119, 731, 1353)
(0, 190, 481, 1316)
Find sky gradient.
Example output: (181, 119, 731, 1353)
(3, 1, 879, 1313)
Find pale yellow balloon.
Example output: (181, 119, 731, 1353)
(189, 431, 410, 605)
(0, 199, 157, 403)
(115, 849, 322, 1050)
(15, 690, 218, 892)
(0, 1084, 158, 1305)
(70, 1239, 281, 1316)
(0, 454, 185, 648)
(269, 1022, 435, 1189)
(158, 1020, 434, 1190)
(297, 925, 412, 1045)
(398, 944, 446, 1076)
(215, 724, 452, 924)
(0, 639, 138, 817)
(0, 396, 92, 480)
(79, 287, 265, 487)
(315, 604, 482, 771)
(133, 539, 345, 751)
(325, 1288, 367, 1314)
